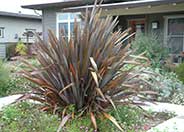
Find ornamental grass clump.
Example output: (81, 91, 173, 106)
(20, 2, 153, 131)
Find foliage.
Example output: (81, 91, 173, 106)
(6, 44, 17, 59)
(171, 92, 184, 105)
(16, 41, 27, 56)
(1, 74, 31, 96)
(10, 59, 40, 72)
(0, 102, 147, 132)
(175, 63, 184, 84)
(132, 33, 168, 68)
(20, 3, 152, 131)
(0, 102, 61, 132)
(0, 60, 10, 97)
(109, 106, 144, 131)
(136, 67, 184, 101)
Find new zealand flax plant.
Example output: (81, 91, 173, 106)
(19, 1, 154, 131)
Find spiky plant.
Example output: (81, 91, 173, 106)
(20, 2, 153, 131)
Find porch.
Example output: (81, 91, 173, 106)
(115, 12, 184, 63)
(63, 0, 184, 63)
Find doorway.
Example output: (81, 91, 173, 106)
(128, 19, 146, 34)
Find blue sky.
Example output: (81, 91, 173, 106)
(0, 0, 63, 15)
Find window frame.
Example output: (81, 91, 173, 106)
(56, 12, 81, 39)
(164, 15, 184, 53)
(0, 27, 5, 38)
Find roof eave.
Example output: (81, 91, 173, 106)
(22, 0, 83, 10)
(63, 0, 184, 12)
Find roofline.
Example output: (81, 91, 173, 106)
(22, 0, 83, 10)
(0, 11, 41, 20)
(63, 0, 184, 12)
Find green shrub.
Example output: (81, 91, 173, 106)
(171, 92, 184, 105)
(6, 43, 17, 59)
(3, 74, 30, 96)
(0, 61, 31, 97)
(175, 63, 184, 84)
(132, 33, 169, 68)
(134, 67, 184, 102)
(15, 41, 27, 56)
(0, 60, 10, 97)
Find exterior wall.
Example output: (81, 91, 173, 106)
(0, 44, 6, 58)
(147, 12, 184, 36)
(42, 8, 60, 41)
(41, 3, 184, 42)
(0, 16, 42, 58)
(0, 16, 42, 44)
(117, 11, 184, 39)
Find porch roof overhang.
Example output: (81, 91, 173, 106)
(22, 0, 84, 10)
(63, 0, 184, 15)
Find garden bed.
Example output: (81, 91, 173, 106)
(0, 101, 175, 132)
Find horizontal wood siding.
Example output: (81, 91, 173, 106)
(0, 44, 6, 58)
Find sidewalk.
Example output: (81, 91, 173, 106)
(0, 94, 22, 110)
(141, 102, 184, 132)
(147, 116, 184, 132)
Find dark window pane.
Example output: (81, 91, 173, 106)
(168, 36, 183, 54)
(168, 18, 184, 35)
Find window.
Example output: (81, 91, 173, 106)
(56, 13, 81, 40)
(165, 16, 184, 54)
(25, 29, 36, 37)
(0, 27, 4, 38)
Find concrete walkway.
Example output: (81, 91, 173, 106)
(0, 94, 22, 110)
(141, 102, 184, 132)
(147, 116, 184, 132)
(141, 102, 184, 116)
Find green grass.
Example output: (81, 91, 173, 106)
(0, 102, 61, 132)
(0, 102, 146, 132)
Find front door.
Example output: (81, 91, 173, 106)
(128, 19, 146, 34)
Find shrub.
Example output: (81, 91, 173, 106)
(132, 33, 168, 68)
(16, 41, 27, 56)
(3, 74, 30, 96)
(0, 60, 10, 97)
(0, 60, 32, 97)
(175, 63, 184, 84)
(20, 4, 152, 131)
(6, 43, 17, 59)
(171, 92, 184, 105)
(136, 67, 184, 102)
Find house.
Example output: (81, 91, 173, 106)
(22, 0, 184, 62)
(0, 11, 42, 58)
